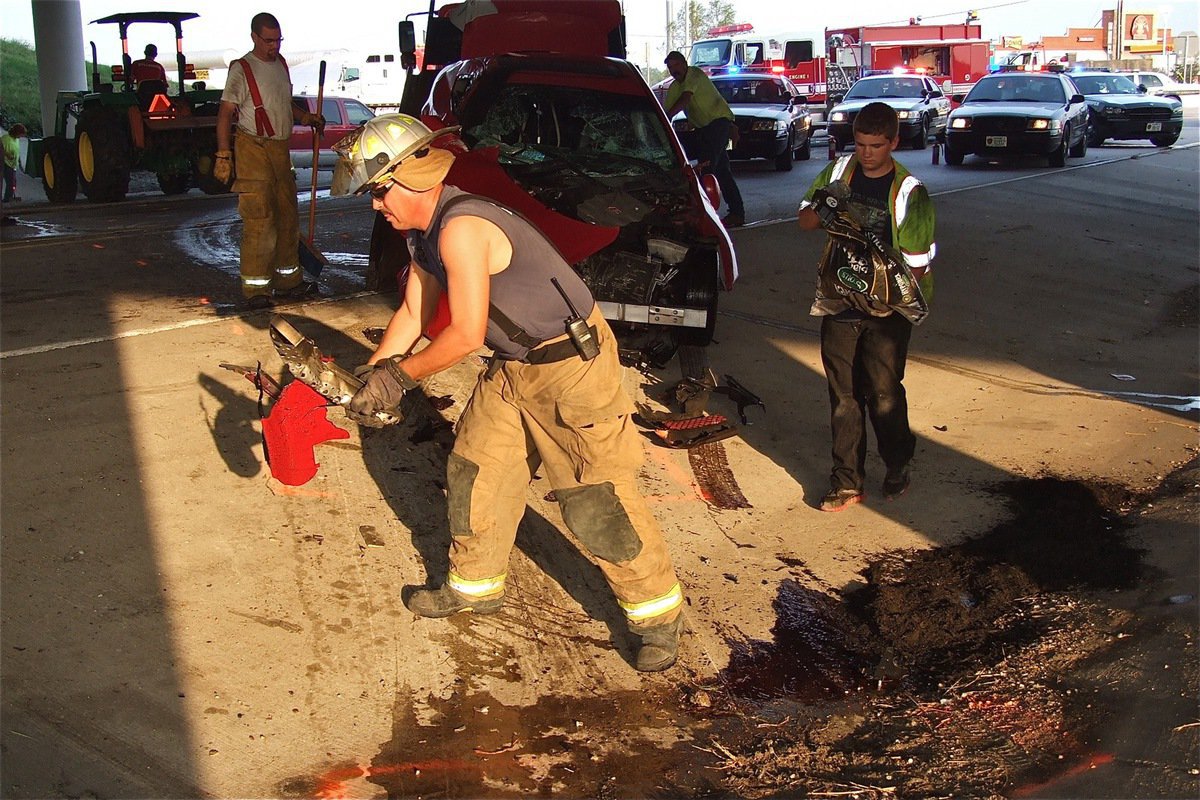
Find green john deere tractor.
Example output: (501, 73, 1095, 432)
(25, 11, 234, 203)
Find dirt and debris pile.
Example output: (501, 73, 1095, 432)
(706, 474, 1180, 799)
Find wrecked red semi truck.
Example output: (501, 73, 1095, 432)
(367, 0, 737, 348)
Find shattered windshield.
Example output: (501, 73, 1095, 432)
(464, 84, 680, 176)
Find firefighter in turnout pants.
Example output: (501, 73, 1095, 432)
(331, 114, 687, 671)
(215, 12, 323, 309)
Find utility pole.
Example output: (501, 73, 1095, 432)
(1114, 0, 1124, 64)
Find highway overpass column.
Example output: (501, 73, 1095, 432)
(30, 0, 88, 135)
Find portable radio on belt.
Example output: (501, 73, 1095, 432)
(551, 277, 600, 361)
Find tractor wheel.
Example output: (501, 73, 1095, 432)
(41, 136, 78, 204)
(156, 171, 191, 195)
(193, 151, 234, 195)
(76, 108, 131, 202)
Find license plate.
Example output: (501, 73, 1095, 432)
(985, 135, 1007, 147)
(1146, 122, 1163, 132)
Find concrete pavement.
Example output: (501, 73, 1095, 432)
(1, 142, 1196, 797)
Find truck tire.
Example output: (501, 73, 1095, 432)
(1150, 132, 1180, 147)
(679, 259, 719, 347)
(76, 108, 131, 202)
(944, 143, 964, 166)
(157, 171, 191, 195)
(193, 152, 234, 195)
(41, 136, 78, 204)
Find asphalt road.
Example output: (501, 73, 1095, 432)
(0, 105, 1197, 797)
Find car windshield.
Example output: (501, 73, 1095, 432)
(965, 76, 1065, 103)
(463, 83, 680, 175)
(688, 39, 732, 68)
(715, 78, 788, 104)
(1073, 74, 1139, 95)
(845, 77, 925, 99)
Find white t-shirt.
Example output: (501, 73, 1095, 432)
(221, 52, 293, 140)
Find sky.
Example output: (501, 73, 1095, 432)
(1, 0, 1197, 68)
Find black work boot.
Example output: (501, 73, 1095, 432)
(634, 614, 685, 672)
(402, 584, 504, 618)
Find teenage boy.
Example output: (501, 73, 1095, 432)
(796, 102, 936, 512)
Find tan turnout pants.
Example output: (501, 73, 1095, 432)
(232, 131, 301, 298)
(446, 312, 683, 631)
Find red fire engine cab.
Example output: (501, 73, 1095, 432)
(824, 22, 992, 100)
(686, 23, 829, 104)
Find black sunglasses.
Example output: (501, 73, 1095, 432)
(369, 179, 393, 200)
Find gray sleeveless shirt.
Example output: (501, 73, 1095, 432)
(407, 185, 597, 361)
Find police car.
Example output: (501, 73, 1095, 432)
(944, 65, 1091, 167)
(1070, 71, 1183, 148)
(826, 69, 952, 151)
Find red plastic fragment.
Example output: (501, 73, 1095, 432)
(260, 382, 350, 486)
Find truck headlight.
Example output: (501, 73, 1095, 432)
(896, 110, 912, 119)
(1028, 118, 1054, 130)
(950, 117, 971, 129)
(830, 111, 848, 123)
(1100, 105, 1125, 117)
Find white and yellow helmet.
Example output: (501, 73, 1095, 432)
(331, 113, 460, 196)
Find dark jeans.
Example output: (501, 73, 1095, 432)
(696, 118, 743, 217)
(2, 164, 16, 201)
(820, 313, 916, 491)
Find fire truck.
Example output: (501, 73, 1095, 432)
(824, 22, 992, 100)
(686, 24, 829, 104)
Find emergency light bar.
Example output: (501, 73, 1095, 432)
(993, 63, 1067, 74)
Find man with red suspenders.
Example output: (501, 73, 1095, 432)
(216, 12, 324, 310)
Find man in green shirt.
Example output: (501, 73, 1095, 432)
(664, 51, 745, 227)
(2, 123, 26, 203)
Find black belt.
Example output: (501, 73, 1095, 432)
(485, 324, 598, 377)
(524, 326, 597, 365)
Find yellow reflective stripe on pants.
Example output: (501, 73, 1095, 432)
(619, 582, 683, 623)
(448, 570, 507, 598)
(276, 265, 300, 277)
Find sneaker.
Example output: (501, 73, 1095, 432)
(721, 212, 746, 228)
(634, 614, 685, 672)
(819, 487, 864, 513)
(274, 280, 319, 300)
(402, 583, 504, 618)
(882, 465, 911, 500)
(245, 294, 273, 311)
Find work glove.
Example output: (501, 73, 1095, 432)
(213, 150, 233, 184)
(346, 358, 418, 427)
(300, 111, 326, 135)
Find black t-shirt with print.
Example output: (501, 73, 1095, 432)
(831, 165, 894, 321)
